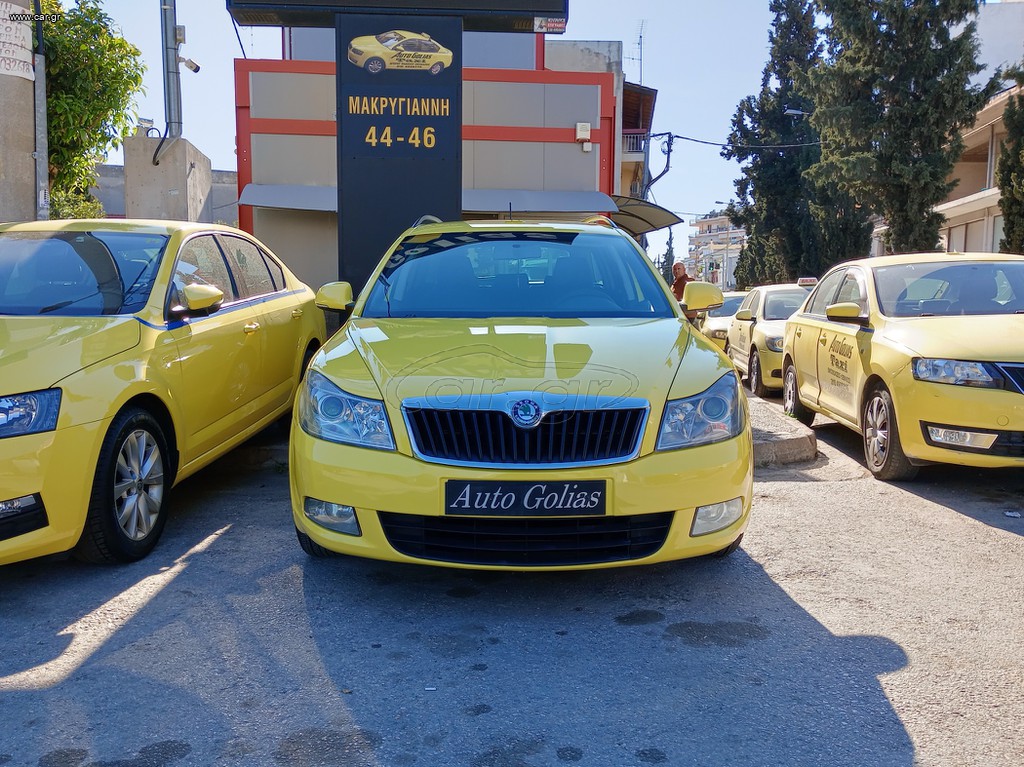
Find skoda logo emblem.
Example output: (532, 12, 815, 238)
(509, 399, 543, 429)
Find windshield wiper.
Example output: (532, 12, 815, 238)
(39, 291, 102, 314)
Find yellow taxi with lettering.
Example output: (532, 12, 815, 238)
(782, 252, 1024, 480)
(696, 290, 748, 350)
(727, 282, 813, 397)
(0, 219, 325, 566)
(291, 218, 753, 570)
(347, 30, 453, 76)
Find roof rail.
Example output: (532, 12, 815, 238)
(413, 214, 443, 227)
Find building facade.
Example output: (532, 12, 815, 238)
(687, 211, 746, 290)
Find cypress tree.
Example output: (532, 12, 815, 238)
(806, 0, 998, 254)
(997, 70, 1024, 253)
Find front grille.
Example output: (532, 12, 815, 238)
(378, 511, 673, 567)
(991, 431, 1024, 457)
(998, 364, 1024, 395)
(404, 407, 646, 465)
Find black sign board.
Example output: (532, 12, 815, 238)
(337, 15, 463, 294)
(228, 0, 567, 31)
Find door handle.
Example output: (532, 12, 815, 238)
(291, 308, 304, 319)
(243, 322, 261, 334)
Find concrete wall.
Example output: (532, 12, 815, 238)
(0, 0, 36, 222)
(123, 134, 212, 221)
(253, 207, 338, 291)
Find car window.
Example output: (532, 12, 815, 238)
(0, 230, 167, 317)
(706, 294, 746, 318)
(170, 235, 237, 310)
(739, 289, 760, 316)
(361, 230, 674, 319)
(834, 270, 868, 314)
(219, 235, 278, 299)
(763, 289, 811, 320)
(875, 260, 1024, 317)
(261, 250, 287, 291)
(806, 269, 845, 316)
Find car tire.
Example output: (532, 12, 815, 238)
(710, 534, 743, 558)
(296, 526, 336, 558)
(783, 363, 816, 426)
(862, 385, 918, 481)
(74, 408, 172, 564)
(748, 349, 769, 398)
(365, 57, 385, 74)
(429, 62, 444, 75)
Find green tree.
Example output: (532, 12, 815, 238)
(724, 0, 869, 284)
(805, 0, 998, 254)
(653, 228, 677, 286)
(997, 67, 1024, 253)
(40, 0, 145, 206)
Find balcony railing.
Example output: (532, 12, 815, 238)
(622, 130, 649, 154)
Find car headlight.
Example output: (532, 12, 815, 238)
(0, 389, 61, 440)
(298, 371, 395, 450)
(911, 358, 1003, 388)
(656, 373, 744, 450)
(709, 328, 728, 340)
(765, 336, 784, 352)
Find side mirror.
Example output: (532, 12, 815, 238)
(681, 281, 724, 313)
(181, 283, 224, 315)
(825, 301, 869, 325)
(734, 308, 753, 322)
(316, 281, 355, 316)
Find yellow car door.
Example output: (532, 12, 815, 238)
(164, 234, 263, 461)
(730, 289, 759, 373)
(789, 269, 846, 410)
(216, 234, 303, 413)
(815, 268, 870, 428)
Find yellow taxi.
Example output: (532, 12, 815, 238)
(696, 290, 748, 350)
(291, 218, 753, 570)
(727, 282, 813, 397)
(0, 219, 325, 566)
(347, 30, 454, 75)
(782, 252, 1024, 480)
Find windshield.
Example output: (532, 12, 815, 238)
(875, 260, 1024, 317)
(762, 289, 810, 321)
(361, 230, 675, 319)
(706, 294, 746, 318)
(0, 230, 168, 317)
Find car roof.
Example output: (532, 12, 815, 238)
(752, 283, 810, 293)
(840, 251, 1024, 269)
(402, 218, 629, 237)
(0, 219, 250, 237)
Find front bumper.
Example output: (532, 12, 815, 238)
(0, 421, 106, 565)
(290, 421, 753, 571)
(757, 348, 785, 387)
(892, 373, 1024, 468)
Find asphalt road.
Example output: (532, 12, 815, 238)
(1, 412, 1022, 767)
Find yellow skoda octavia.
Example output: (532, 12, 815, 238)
(347, 30, 454, 75)
(291, 218, 753, 570)
(782, 252, 1024, 480)
(0, 219, 325, 566)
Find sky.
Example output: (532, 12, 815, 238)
(98, 0, 777, 257)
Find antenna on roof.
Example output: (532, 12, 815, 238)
(624, 20, 646, 84)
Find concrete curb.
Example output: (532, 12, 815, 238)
(748, 394, 818, 467)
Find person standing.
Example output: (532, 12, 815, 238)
(671, 261, 693, 301)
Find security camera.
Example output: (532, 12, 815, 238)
(178, 57, 200, 73)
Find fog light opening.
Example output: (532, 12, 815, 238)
(926, 425, 997, 450)
(691, 497, 744, 537)
(303, 497, 361, 536)
(0, 494, 41, 520)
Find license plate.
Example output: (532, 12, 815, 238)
(444, 480, 607, 516)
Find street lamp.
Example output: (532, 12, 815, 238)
(783, 107, 811, 118)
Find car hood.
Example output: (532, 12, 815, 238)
(317, 317, 732, 410)
(350, 35, 384, 50)
(880, 315, 1024, 363)
(0, 316, 141, 394)
(757, 319, 789, 338)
